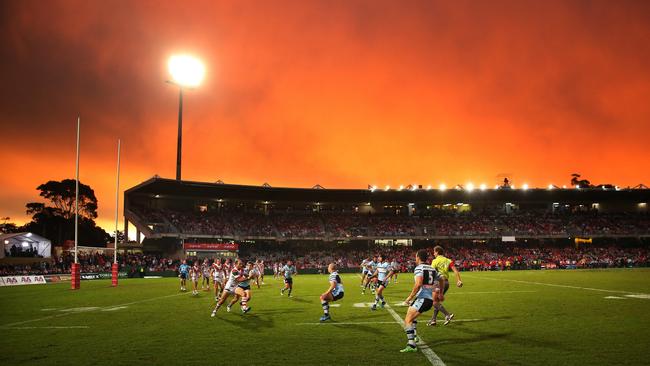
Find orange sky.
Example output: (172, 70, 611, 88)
(1, 0, 649, 234)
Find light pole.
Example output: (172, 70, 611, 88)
(167, 55, 205, 181)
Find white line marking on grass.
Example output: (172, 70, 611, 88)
(102, 306, 128, 311)
(624, 294, 650, 299)
(604, 296, 626, 299)
(355, 273, 446, 366)
(385, 305, 446, 366)
(329, 304, 341, 307)
(478, 277, 649, 295)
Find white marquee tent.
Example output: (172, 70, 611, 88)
(0, 232, 51, 259)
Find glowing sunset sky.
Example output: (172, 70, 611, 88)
(1, 0, 649, 233)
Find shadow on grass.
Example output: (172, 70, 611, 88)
(216, 312, 275, 329)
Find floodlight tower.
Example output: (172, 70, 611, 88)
(167, 55, 205, 180)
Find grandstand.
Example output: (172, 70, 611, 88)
(124, 177, 650, 258)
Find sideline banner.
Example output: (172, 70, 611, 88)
(0, 275, 47, 286)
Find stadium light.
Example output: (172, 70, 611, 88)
(3, 240, 8, 245)
(548, 184, 554, 190)
(563, 185, 567, 189)
(398, 185, 404, 191)
(494, 184, 500, 189)
(466, 183, 475, 192)
(426, 185, 432, 190)
(385, 185, 390, 191)
(370, 185, 377, 192)
(511, 184, 516, 189)
(522, 183, 529, 191)
(439, 183, 447, 191)
(167, 54, 205, 181)
(479, 183, 487, 191)
(411, 184, 418, 191)
(168, 55, 205, 88)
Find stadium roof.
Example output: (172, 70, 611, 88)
(125, 177, 650, 205)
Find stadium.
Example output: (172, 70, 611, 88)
(3, 1, 650, 366)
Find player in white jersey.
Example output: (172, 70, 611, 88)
(225, 261, 256, 313)
(273, 263, 279, 279)
(201, 258, 211, 290)
(400, 250, 446, 353)
(211, 259, 246, 317)
(210, 258, 226, 301)
(360, 258, 370, 287)
(319, 263, 345, 322)
(391, 260, 399, 283)
(258, 260, 265, 285)
(190, 262, 201, 295)
(253, 260, 262, 289)
(362, 255, 378, 294)
(370, 254, 394, 310)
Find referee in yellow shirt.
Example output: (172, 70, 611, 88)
(428, 245, 463, 326)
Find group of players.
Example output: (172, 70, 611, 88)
(177, 245, 463, 353)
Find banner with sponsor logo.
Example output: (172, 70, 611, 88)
(183, 243, 239, 251)
(80, 272, 127, 280)
(0, 275, 47, 286)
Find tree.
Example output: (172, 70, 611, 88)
(34, 179, 98, 220)
(0, 217, 18, 234)
(110, 230, 126, 243)
(21, 179, 110, 246)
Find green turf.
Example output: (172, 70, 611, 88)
(1, 269, 649, 366)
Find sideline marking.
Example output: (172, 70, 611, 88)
(604, 296, 626, 300)
(625, 294, 650, 299)
(476, 276, 649, 295)
(452, 290, 537, 295)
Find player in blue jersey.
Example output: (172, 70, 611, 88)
(370, 254, 394, 310)
(319, 263, 344, 322)
(280, 260, 297, 297)
(400, 250, 446, 353)
(178, 259, 189, 292)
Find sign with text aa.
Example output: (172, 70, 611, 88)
(0, 275, 47, 287)
(183, 243, 239, 251)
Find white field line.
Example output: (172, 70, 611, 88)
(385, 305, 446, 366)
(0, 292, 185, 329)
(355, 273, 446, 366)
(452, 290, 537, 295)
(475, 276, 648, 295)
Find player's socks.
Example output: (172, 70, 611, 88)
(437, 304, 450, 317)
(321, 300, 329, 315)
(405, 324, 417, 347)
(412, 320, 419, 342)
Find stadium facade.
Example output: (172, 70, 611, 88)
(124, 177, 649, 257)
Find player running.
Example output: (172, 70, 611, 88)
(400, 249, 446, 353)
(280, 260, 297, 297)
(211, 259, 246, 316)
(370, 254, 394, 310)
(360, 257, 370, 288)
(178, 259, 189, 292)
(319, 263, 345, 322)
(210, 258, 226, 301)
(190, 261, 201, 295)
(427, 245, 463, 326)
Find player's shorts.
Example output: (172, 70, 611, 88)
(379, 280, 389, 288)
(332, 292, 344, 301)
(238, 284, 251, 291)
(191, 276, 198, 282)
(180, 273, 188, 280)
(284, 278, 293, 285)
(213, 276, 223, 283)
(368, 273, 377, 279)
(224, 282, 237, 294)
(410, 298, 434, 314)
(362, 269, 368, 275)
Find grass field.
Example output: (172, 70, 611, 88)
(1, 269, 650, 366)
